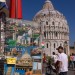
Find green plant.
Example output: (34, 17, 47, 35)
(46, 56, 54, 64)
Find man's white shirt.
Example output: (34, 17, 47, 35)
(52, 55, 58, 63)
(58, 53, 68, 72)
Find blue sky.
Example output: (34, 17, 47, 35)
(22, 0, 75, 46)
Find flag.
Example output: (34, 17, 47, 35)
(41, 42, 45, 48)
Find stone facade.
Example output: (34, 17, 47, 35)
(33, 0, 69, 56)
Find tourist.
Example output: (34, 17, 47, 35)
(69, 54, 74, 69)
(52, 52, 58, 63)
(73, 54, 75, 68)
(56, 46, 68, 75)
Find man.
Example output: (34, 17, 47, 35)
(56, 46, 68, 75)
(73, 54, 75, 68)
(69, 54, 74, 68)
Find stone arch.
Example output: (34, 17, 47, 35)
(44, 41, 51, 55)
(53, 41, 58, 50)
(45, 41, 51, 48)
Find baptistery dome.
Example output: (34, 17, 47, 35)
(33, 0, 69, 33)
(33, 0, 69, 56)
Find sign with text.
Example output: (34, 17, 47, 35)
(7, 58, 16, 64)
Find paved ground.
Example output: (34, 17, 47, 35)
(42, 68, 75, 75)
(68, 68, 75, 75)
(68, 70, 75, 75)
(42, 63, 75, 75)
(42, 64, 75, 75)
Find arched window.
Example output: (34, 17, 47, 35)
(46, 21, 48, 25)
(55, 32, 58, 37)
(44, 31, 46, 37)
(52, 21, 55, 25)
(54, 43, 55, 48)
(44, 14, 46, 16)
(47, 43, 48, 48)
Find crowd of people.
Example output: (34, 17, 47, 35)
(44, 46, 69, 75)
(45, 46, 75, 75)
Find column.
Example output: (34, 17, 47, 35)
(46, 31, 47, 39)
(60, 33, 61, 39)
(48, 32, 49, 39)
(58, 32, 59, 39)
(51, 32, 52, 39)
(53, 32, 54, 39)
(49, 32, 51, 39)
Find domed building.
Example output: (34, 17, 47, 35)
(33, 0, 69, 56)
